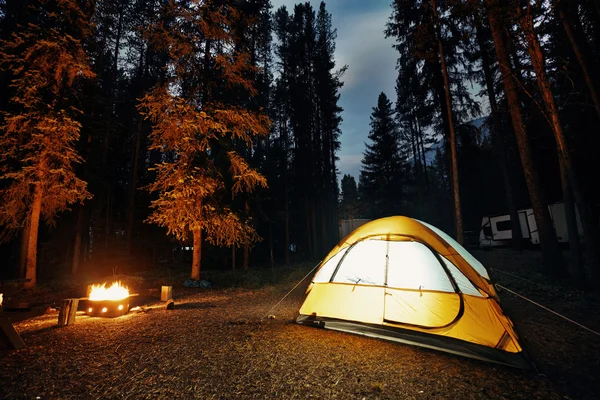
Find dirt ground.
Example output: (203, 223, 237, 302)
(1, 249, 599, 399)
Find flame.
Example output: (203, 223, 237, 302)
(89, 281, 129, 300)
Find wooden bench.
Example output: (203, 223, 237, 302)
(57, 298, 82, 327)
(0, 305, 26, 350)
(0, 301, 53, 350)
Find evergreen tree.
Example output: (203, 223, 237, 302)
(0, 0, 94, 287)
(271, 2, 344, 259)
(387, 0, 482, 242)
(340, 174, 359, 219)
(518, 2, 600, 284)
(484, 0, 566, 277)
(359, 92, 406, 218)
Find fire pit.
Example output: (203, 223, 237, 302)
(86, 282, 130, 318)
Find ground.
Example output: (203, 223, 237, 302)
(1, 249, 599, 399)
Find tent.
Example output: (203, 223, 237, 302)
(297, 216, 530, 369)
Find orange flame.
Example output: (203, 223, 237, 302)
(89, 281, 129, 301)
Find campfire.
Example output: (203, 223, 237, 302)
(86, 281, 131, 317)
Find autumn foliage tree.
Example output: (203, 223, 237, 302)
(0, 0, 94, 287)
(139, 0, 269, 281)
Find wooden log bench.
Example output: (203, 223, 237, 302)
(0, 278, 33, 350)
(0, 302, 54, 350)
(57, 298, 82, 327)
(0, 305, 26, 350)
(57, 293, 140, 326)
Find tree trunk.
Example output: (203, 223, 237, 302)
(191, 227, 202, 280)
(19, 216, 30, 279)
(557, 5, 600, 121)
(244, 201, 249, 270)
(485, 0, 566, 277)
(474, 8, 522, 250)
(520, 5, 600, 284)
(71, 204, 85, 275)
(24, 186, 43, 288)
(432, 0, 463, 244)
(562, 173, 585, 285)
(231, 245, 236, 270)
(243, 241, 249, 271)
(416, 118, 429, 188)
(126, 116, 144, 254)
(283, 120, 290, 266)
(305, 198, 314, 259)
(101, 0, 125, 167)
(269, 223, 275, 269)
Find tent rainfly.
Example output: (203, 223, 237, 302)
(297, 216, 531, 369)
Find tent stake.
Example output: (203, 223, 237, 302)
(260, 262, 321, 322)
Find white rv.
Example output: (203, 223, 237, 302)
(479, 202, 583, 248)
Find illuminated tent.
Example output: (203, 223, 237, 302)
(297, 216, 530, 369)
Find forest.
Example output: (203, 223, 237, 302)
(0, 0, 599, 291)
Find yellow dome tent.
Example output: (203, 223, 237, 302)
(297, 216, 531, 369)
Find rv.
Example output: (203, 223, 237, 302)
(479, 202, 583, 248)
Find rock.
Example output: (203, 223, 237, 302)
(183, 279, 213, 288)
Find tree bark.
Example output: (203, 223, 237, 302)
(432, 0, 463, 244)
(231, 245, 236, 270)
(520, 5, 600, 284)
(244, 201, 249, 270)
(19, 216, 30, 279)
(283, 119, 290, 266)
(474, 7, 522, 250)
(557, 4, 600, 121)
(416, 118, 429, 188)
(191, 227, 202, 280)
(126, 116, 144, 254)
(24, 185, 43, 288)
(485, 0, 566, 276)
(71, 205, 85, 275)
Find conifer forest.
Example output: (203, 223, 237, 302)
(1, 0, 600, 291)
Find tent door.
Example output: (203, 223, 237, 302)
(383, 289, 461, 328)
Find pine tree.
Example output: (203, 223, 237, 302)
(139, 0, 269, 281)
(272, 5, 292, 265)
(484, 0, 566, 277)
(0, 0, 94, 287)
(271, 2, 344, 259)
(359, 93, 405, 218)
(314, 1, 345, 251)
(340, 174, 359, 219)
(387, 0, 482, 242)
(518, 2, 600, 284)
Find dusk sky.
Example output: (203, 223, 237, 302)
(271, 0, 399, 181)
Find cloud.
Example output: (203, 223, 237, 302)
(338, 153, 363, 181)
(270, 1, 399, 181)
(335, 9, 398, 181)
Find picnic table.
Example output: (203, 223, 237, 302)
(0, 278, 51, 350)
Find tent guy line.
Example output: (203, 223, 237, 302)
(260, 261, 321, 322)
(489, 267, 543, 287)
(496, 284, 600, 338)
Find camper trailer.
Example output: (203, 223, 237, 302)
(479, 202, 583, 248)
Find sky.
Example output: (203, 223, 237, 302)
(270, 0, 399, 182)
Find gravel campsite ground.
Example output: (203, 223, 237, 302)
(1, 249, 599, 400)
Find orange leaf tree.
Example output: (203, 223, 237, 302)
(139, 0, 269, 280)
(0, 0, 94, 287)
